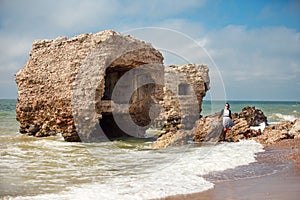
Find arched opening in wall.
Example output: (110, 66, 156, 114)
(98, 65, 162, 140)
(101, 66, 132, 104)
(99, 66, 133, 140)
(178, 83, 191, 96)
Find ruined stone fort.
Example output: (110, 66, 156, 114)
(15, 30, 210, 142)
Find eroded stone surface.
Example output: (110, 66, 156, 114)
(15, 30, 210, 143)
(16, 30, 164, 141)
(254, 120, 298, 145)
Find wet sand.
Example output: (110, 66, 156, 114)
(164, 139, 300, 200)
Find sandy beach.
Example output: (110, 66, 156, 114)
(164, 139, 300, 200)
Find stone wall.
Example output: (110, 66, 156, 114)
(15, 30, 210, 143)
(15, 30, 164, 142)
(15, 32, 100, 141)
(155, 64, 210, 130)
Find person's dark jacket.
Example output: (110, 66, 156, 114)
(219, 109, 232, 119)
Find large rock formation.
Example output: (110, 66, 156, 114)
(254, 119, 300, 145)
(289, 119, 300, 139)
(192, 113, 224, 142)
(191, 114, 261, 143)
(153, 106, 268, 148)
(15, 30, 164, 141)
(238, 106, 268, 126)
(15, 30, 210, 142)
(152, 129, 192, 149)
(192, 106, 267, 143)
(191, 106, 299, 146)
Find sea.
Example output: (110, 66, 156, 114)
(0, 99, 299, 200)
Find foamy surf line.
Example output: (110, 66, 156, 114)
(11, 140, 263, 200)
(272, 113, 297, 122)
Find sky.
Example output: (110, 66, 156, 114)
(0, 0, 299, 101)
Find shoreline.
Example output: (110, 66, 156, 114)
(163, 138, 300, 200)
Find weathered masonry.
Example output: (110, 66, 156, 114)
(15, 30, 210, 142)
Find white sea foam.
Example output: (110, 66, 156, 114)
(273, 113, 297, 121)
(250, 122, 266, 132)
(11, 140, 264, 200)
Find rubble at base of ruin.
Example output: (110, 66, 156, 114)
(15, 30, 210, 142)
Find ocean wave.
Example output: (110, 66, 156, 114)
(7, 140, 263, 200)
(272, 113, 297, 122)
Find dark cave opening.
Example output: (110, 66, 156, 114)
(99, 114, 131, 140)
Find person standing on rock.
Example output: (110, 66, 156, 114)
(219, 103, 234, 140)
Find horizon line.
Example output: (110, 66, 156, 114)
(0, 98, 299, 103)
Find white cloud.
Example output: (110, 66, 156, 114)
(0, 0, 207, 98)
(0, 0, 205, 36)
(0, 0, 118, 36)
(135, 20, 300, 100)
(0, 34, 32, 68)
(0, 0, 299, 100)
(120, 0, 205, 19)
(200, 25, 300, 100)
(0, 32, 32, 98)
(205, 25, 300, 79)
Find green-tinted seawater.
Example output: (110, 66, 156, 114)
(202, 100, 300, 123)
(0, 99, 298, 199)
